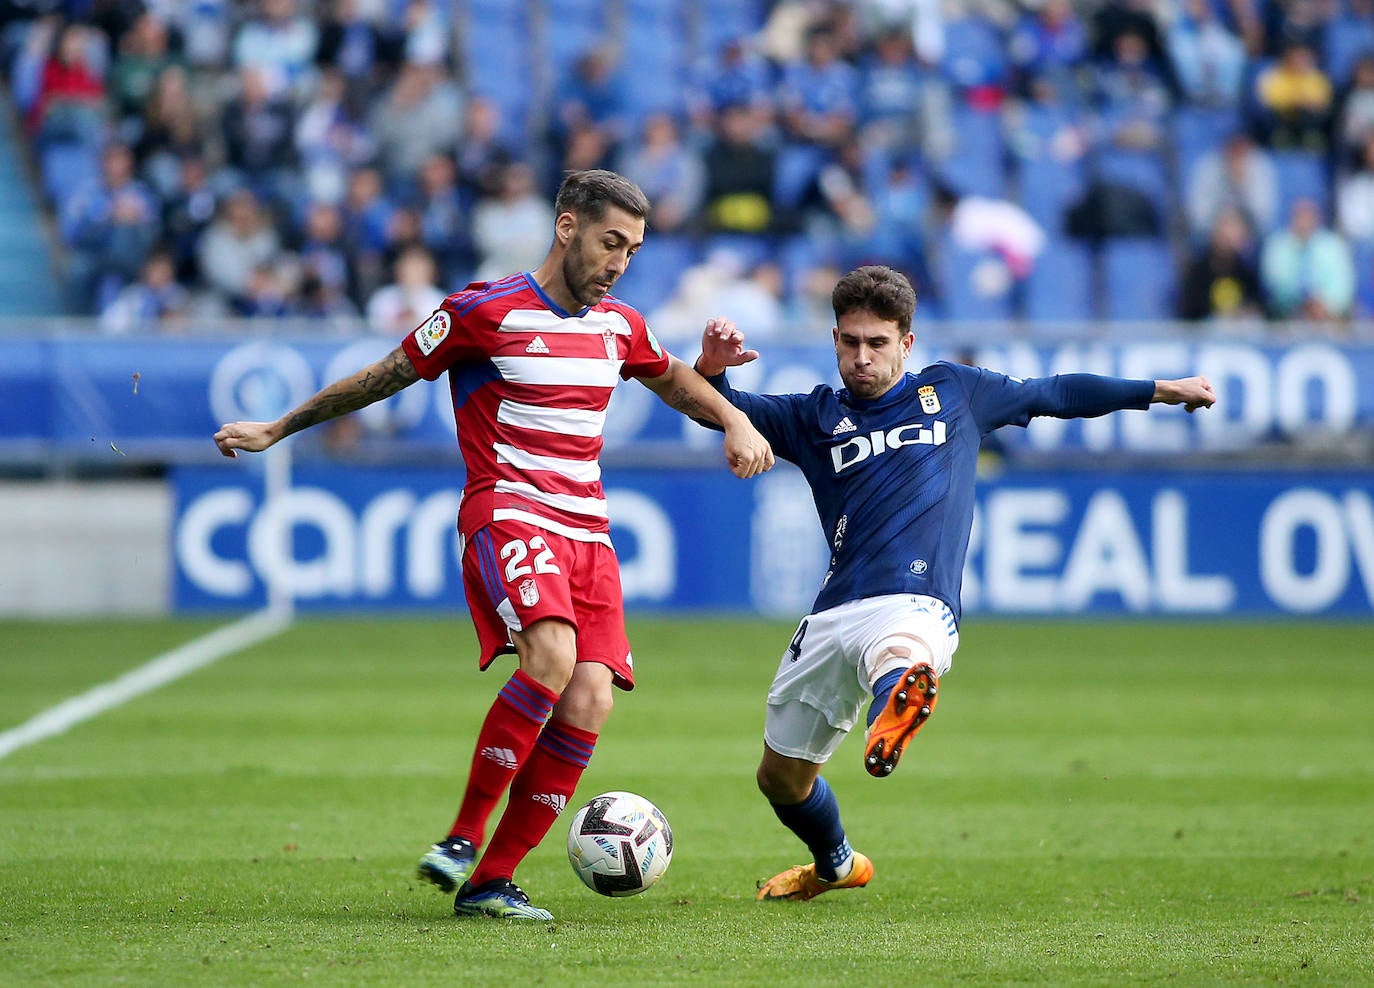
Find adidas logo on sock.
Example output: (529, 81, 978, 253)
(832, 416, 856, 435)
(531, 793, 567, 814)
(480, 746, 519, 769)
(525, 335, 550, 354)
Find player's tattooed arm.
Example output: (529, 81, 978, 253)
(279, 346, 420, 438)
(215, 346, 420, 457)
(639, 356, 774, 478)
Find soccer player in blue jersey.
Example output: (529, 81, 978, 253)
(691, 265, 1216, 902)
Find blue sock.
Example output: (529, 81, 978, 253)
(867, 668, 905, 728)
(770, 776, 851, 881)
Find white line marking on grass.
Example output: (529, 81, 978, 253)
(0, 606, 292, 761)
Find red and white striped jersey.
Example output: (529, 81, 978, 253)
(400, 273, 672, 544)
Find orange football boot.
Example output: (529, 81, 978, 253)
(756, 852, 874, 902)
(863, 661, 938, 777)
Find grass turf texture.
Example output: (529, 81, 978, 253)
(1, 617, 1371, 986)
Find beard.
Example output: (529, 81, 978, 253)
(562, 236, 612, 309)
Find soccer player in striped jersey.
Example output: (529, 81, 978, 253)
(691, 265, 1215, 902)
(214, 170, 774, 920)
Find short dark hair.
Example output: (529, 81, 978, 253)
(554, 169, 650, 223)
(832, 265, 917, 335)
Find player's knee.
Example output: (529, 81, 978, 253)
(867, 634, 935, 687)
(756, 760, 809, 805)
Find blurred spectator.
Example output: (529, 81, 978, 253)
(701, 102, 780, 235)
(799, 141, 877, 264)
(1334, 54, 1374, 171)
(297, 200, 354, 302)
(1177, 205, 1263, 321)
(1260, 197, 1356, 320)
(1253, 40, 1333, 152)
(132, 65, 201, 199)
(412, 151, 473, 284)
(60, 141, 159, 311)
(165, 0, 231, 69)
(99, 247, 190, 334)
(342, 164, 396, 299)
(232, 0, 318, 99)
(471, 161, 554, 282)
(1007, 0, 1089, 98)
(786, 259, 844, 334)
(295, 67, 376, 205)
(616, 113, 705, 235)
(454, 95, 516, 201)
(232, 261, 294, 317)
(778, 26, 860, 147)
(1185, 130, 1278, 241)
(197, 188, 282, 306)
(399, 0, 449, 68)
(365, 243, 445, 334)
(1336, 133, 1374, 244)
(27, 21, 107, 145)
(1166, 0, 1247, 109)
(649, 248, 787, 343)
(221, 65, 298, 205)
(108, 11, 179, 122)
(1091, 0, 1181, 101)
(559, 118, 614, 176)
(934, 181, 1046, 280)
(1093, 26, 1173, 152)
(858, 26, 951, 155)
(160, 154, 219, 284)
(315, 0, 391, 96)
(292, 270, 362, 324)
(368, 61, 463, 189)
(556, 48, 627, 151)
(687, 38, 775, 134)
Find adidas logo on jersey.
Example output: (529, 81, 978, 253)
(531, 793, 567, 814)
(832, 417, 857, 435)
(480, 746, 519, 769)
(525, 336, 550, 354)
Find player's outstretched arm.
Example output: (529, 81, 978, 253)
(639, 353, 774, 478)
(214, 345, 420, 457)
(1151, 376, 1217, 413)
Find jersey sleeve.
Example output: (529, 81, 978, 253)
(697, 370, 806, 463)
(618, 310, 673, 380)
(399, 298, 487, 381)
(946, 362, 1154, 434)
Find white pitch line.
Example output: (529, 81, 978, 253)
(0, 605, 292, 761)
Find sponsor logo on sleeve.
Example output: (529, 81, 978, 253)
(414, 310, 451, 355)
(645, 324, 663, 359)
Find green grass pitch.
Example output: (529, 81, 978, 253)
(2, 616, 1372, 986)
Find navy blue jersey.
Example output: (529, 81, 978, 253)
(706, 360, 1154, 624)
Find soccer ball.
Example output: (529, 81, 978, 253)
(566, 791, 673, 896)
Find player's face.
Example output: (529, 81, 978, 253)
(833, 312, 912, 400)
(561, 206, 645, 308)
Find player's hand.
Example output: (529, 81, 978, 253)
(722, 415, 774, 479)
(1152, 376, 1217, 413)
(214, 421, 279, 458)
(697, 317, 759, 377)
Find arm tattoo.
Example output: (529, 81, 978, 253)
(663, 385, 711, 421)
(280, 347, 420, 438)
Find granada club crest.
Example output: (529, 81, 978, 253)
(602, 328, 618, 360)
(519, 578, 540, 606)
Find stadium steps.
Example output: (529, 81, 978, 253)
(0, 94, 64, 318)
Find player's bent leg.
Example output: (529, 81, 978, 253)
(453, 878, 553, 921)
(863, 637, 939, 778)
(755, 744, 872, 902)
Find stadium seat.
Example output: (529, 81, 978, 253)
(1093, 146, 1171, 215)
(1353, 240, 1374, 318)
(1272, 150, 1330, 221)
(773, 143, 829, 210)
(1323, 12, 1374, 87)
(1101, 237, 1175, 321)
(1023, 238, 1094, 322)
(934, 233, 1015, 323)
(1017, 154, 1085, 236)
(39, 141, 100, 213)
(1171, 104, 1240, 182)
(935, 104, 1006, 198)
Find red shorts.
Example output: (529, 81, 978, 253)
(461, 519, 634, 690)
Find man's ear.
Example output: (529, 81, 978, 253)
(555, 211, 577, 246)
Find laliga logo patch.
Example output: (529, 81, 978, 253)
(519, 578, 540, 607)
(918, 385, 941, 414)
(414, 310, 451, 355)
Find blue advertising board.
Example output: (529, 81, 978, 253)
(6, 333, 1374, 459)
(171, 463, 1374, 617)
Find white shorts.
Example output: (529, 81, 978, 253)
(763, 594, 959, 764)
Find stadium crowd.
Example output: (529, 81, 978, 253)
(3, 0, 1374, 334)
